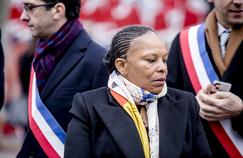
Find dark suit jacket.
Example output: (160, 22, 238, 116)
(0, 29, 4, 109)
(64, 87, 212, 158)
(17, 29, 109, 158)
(167, 33, 243, 158)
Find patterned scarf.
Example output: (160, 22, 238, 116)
(33, 19, 82, 91)
(108, 71, 167, 158)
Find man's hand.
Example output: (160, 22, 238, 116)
(196, 85, 243, 121)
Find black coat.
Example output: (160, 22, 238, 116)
(167, 33, 243, 158)
(17, 29, 109, 158)
(64, 87, 212, 158)
(0, 29, 4, 109)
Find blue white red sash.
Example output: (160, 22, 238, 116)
(28, 67, 66, 158)
(180, 24, 243, 158)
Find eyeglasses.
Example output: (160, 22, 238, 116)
(23, 3, 55, 12)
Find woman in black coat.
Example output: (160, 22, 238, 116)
(64, 25, 212, 158)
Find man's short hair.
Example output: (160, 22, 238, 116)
(42, 0, 80, 20)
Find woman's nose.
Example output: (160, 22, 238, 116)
(156, 60, 167, 72)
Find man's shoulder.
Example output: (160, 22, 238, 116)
(176, 23, 204, 37)
(171, 23, 206, 47)
(75, 29, 106, 54)
(80, 87, 108, 97)
(74, 87, 109, 105)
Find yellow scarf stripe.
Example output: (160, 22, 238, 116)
(123, 102, 150, 158)
(110, 90, 150, 158)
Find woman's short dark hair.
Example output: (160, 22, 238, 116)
(104, 25, 155, 73)
(42, 0, 80, 20)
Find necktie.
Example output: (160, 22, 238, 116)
(219, 30, 230, 57)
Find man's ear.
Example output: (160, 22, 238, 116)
(115, 58, 128, 77)
(52, 3, 66, 20)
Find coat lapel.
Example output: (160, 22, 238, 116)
(41, 30, 90, 100)
(205, 10, 243, 76)
(94, 93, 145, 158)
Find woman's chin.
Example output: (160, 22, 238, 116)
(149, 87, 164, 94)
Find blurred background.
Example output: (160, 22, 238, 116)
(0, 0, 211, 157)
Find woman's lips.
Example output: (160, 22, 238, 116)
(153, 78, 165, 86)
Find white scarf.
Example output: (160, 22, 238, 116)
(108, 71, 167, 158)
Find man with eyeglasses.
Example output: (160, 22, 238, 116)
(17, 0, 109, 157)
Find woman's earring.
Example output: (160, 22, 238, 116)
(123, 72, 127, 76)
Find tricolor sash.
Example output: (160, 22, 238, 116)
(28, 67, 66, 158)
(180, 24, 243, 158)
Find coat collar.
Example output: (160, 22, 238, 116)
(94, 88, 189, 157)
(40, 29, 90, 100)
(205, 10, 243, 76)
(94, 89, 145, 158)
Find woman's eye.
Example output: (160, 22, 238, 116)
(163, 59, 168, 64)
(146, 58, 156, 63)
